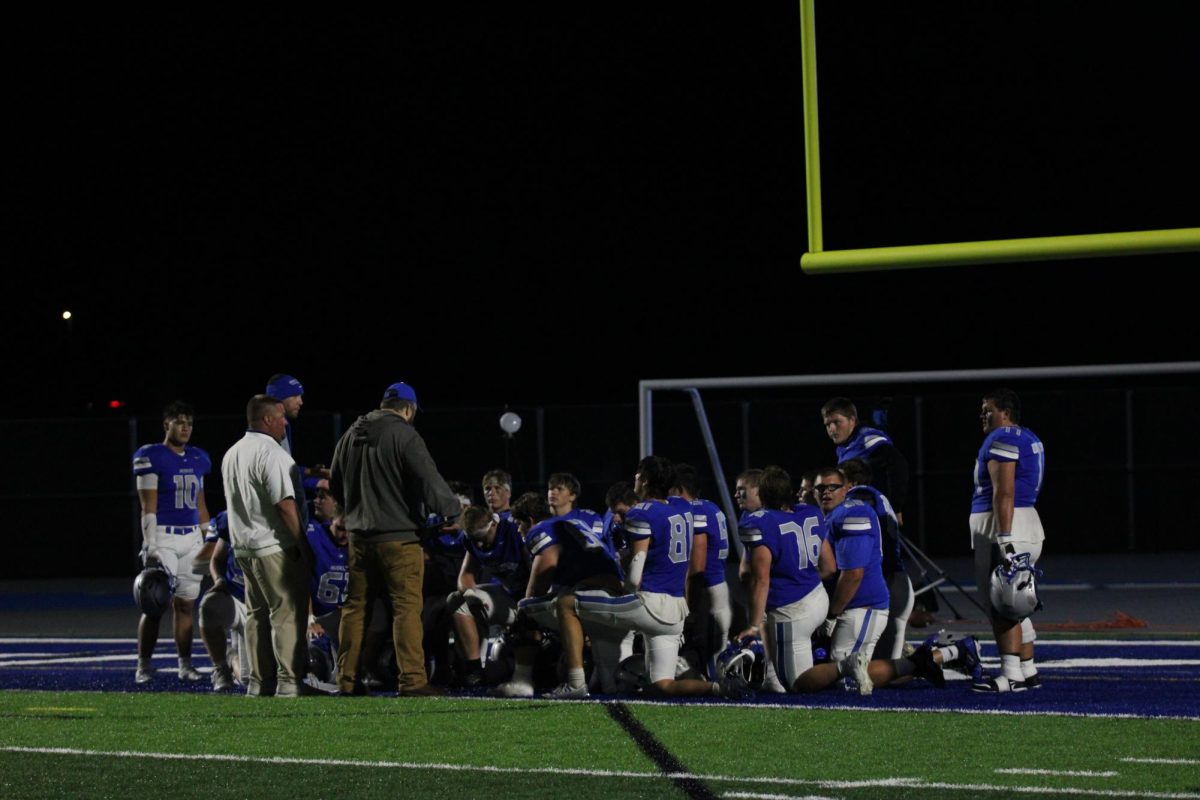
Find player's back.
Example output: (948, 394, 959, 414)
(742, 507, 825, 611)
(691, 497, 729, 587)
(828, 499, 889, 610)
(624, 499, 691, 598)
(972, 425, 1046, 512)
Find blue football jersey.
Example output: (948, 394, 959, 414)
(132, 443, 211, 527)
(204, 511, 245, 603)
(739, 507, 826, 610)
(971, 425, 1045, 513)
(846, 485, 903, 576)
(465, 517, 530, 597)
(624, 499, 692, 597)
(827, 499, 889, 611)
(690, 498, 729, 587)
(525, 508, 622, 588)
(836, 425, 893, 465)
(307, 520, 349, 616)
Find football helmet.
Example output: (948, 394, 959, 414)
(199, 587, 235, 630)
(307, 634, 336, 683)
(615, 654, 650, 694)
(715, 635, 767, 690)
(133, 564, 175, 617)
(989, 553, 1043, 619)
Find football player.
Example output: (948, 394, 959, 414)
(971, 389, 1047, 692)
(530, 473, 625, 697)
(131, 401, 212, 683)
(575, 456, 732, 698)
(794, 467, 943, 695)
(840, 459, 913, 660)
(199, 511, 248, 690)
(736, 466, 834, 691)
(821, 397, 909, 523)
(481, 469, 513, 519)
(450, 504, 530, 687)
(306, 486, 349, 656)
(670, 464, 732, 680)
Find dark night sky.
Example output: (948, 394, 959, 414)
(10, 4, 1198, 419)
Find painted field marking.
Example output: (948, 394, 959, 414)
(1120, 758, 1199, 765)
(22, 707, 97, 713)
(722, 792, 842, 800)
(996, 768, 1118, 777)
(3, 747, 1199, 799)
(0, 654, 209, 668)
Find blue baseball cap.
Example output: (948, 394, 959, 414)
(382, 382, 418, 409)
(266, 374, 304, 400)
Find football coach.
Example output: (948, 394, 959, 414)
(330, 381, 462, 696)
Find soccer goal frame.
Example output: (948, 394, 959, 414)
(638, 361, 1200, 562)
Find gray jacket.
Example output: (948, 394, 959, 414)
(329, 409, 461, 543)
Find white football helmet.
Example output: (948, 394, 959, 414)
(989, 553, 1043, 619)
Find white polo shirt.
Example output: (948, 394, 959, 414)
(221, 430, 297, 558)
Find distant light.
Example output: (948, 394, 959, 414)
(62, 310, 72, 320)
(108, 400, 125, 409)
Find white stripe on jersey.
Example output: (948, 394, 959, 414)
(527, 532, 552, 555)
(988, 442, 1020, 460)
(739, 530, 763, 543)
(841, 517, 873, 531)
(692, 513, 708, 529)
(863, 435, 887, 449)
(625, 521, 652, 536)
(132, 457, 152, 470)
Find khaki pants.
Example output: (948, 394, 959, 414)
(337, 539, 427, 693)
(236, 549, 309, 697)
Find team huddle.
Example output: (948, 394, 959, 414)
(131, 379, 1047, 699)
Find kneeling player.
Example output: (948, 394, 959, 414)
(199, 511, 248, 690)
(736, 466, 834, 691)
(575, 456, 731, 698)
(450, 505, 530, 687)
(794, 468, 943, 695)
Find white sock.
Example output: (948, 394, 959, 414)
(936, 645, 959, 663)
(1021, 658, 1038, 679)
(567, 667, 586, 689)
(178, 657, 192, 669)
(511, 662, 533, 687)
(1001, 654, 1023, 682)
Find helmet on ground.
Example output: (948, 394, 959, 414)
(715, 635, 767, 690)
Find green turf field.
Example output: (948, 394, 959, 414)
(1, 691, 1197, 799)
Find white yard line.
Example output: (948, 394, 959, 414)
(996, 768, 1118, 777)
(3, 747, 1198, 799)
(1120, 758, 1199, 765)
(0, 654, 206, 668)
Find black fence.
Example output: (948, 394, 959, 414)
(3, 379, 1196, 579)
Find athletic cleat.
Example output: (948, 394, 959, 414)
(211, 665, 235, 691)
(489, 681, 534, 698)
(1021, 673, 1042, 689)
(843, 651, 873, 696)
(952, 636, 983, 682)
(909, 643, 946, 688)
(135, 666, 154, 685)
(542, 682, 589, 699)
(178, 665, 204, 681)
(462, 669, 485, 690)
(971, 675, 1027, 693)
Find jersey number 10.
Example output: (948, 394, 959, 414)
(173, 474, 201, 510)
